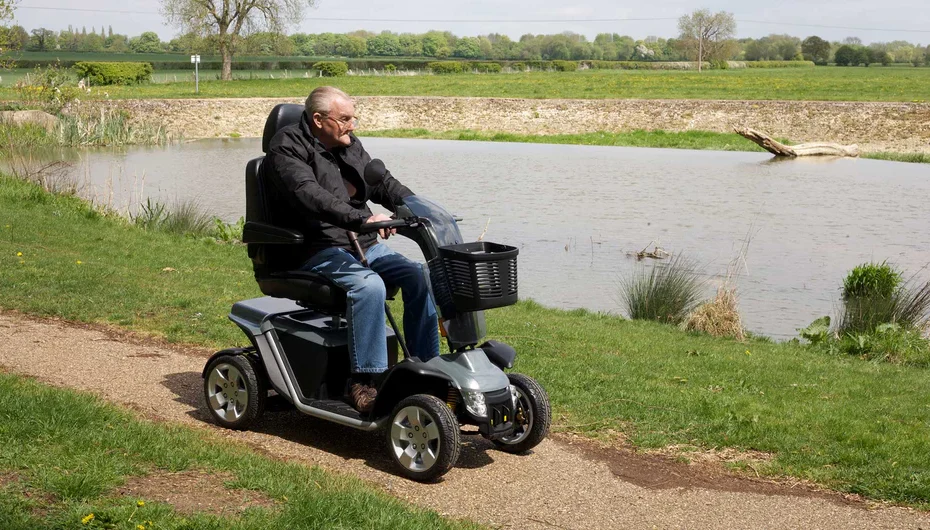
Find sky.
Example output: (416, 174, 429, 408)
(10, 0, 930, 45)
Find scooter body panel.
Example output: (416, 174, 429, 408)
(426, 349, 510, 393)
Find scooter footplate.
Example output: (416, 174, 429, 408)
(309, 399, 365, 422)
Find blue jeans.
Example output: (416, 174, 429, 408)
(300, 243, 440, 374)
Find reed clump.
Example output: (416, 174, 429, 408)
(620, 254, 705, 325)
(685, 287, 745, 340)
(56, 108, 170, 147)
(801, 262, 930, 367)
(131, 197, 214, 237)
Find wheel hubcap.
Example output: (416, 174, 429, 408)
(500, 386, 533, 445)
(207, 363, 248, 421)
(390, 406, 441, 472)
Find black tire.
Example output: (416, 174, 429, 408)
(203, 353, 266, 430)
(386, 394, 461, 482)
(492, 373, 551, 454)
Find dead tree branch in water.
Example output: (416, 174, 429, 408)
(735, 127, 859, 158)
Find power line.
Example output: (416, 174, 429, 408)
(738, 19, 930, 34)
(14, 6, 676, 21)
(12, 5, 930, 34)
(16, 6, 161, 15)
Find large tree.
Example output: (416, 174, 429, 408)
(801, 36, 831, 65)
(0, 0, 15, 66)
(160, 0, 315, 81)
(677, 9, 737, 71)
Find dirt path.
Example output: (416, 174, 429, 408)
(2, 311, 929, 529)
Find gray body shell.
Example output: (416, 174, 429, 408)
(230, 296, 509, 400)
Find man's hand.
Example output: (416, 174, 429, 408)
(365, 213, 396, 240)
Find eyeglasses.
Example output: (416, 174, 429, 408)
(320, 114, 359, 130)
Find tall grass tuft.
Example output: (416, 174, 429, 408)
(131, 198, 214, 237)
(685, 287, 745, 340)
(835, 262, 927, 335)
(893, 278, 930, 332)
(823, 264, 930, 366)
(620, 254, 705, 325)
(56, 108, 170, 147)
(685, 230, 753, 339)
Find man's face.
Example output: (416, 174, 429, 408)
(312, 97, 357, 148)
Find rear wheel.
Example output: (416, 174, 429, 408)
(493, 373, 551, 454)
(387, 394, 460, 482)
(204, 354, 265, 430)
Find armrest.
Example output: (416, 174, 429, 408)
(242, 222, 304, 244)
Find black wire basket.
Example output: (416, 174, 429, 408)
(435, 241, 518, 312)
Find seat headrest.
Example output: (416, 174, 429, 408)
(262, 103, 305, 153)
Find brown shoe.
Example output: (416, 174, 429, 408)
(350, 383, 377, 413)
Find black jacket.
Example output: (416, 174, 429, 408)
(261, 112, 413, 269)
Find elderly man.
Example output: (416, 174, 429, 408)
(261, 86, 439, 412)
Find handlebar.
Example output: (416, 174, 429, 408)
(356, 218, 411, 234)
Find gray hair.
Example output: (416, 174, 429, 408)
(305, 86, 350, 116)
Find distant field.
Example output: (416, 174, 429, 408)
(1, 67, 925, 102)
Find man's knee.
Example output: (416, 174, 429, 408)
(353, 272, 386, 301)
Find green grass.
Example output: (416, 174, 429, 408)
(3, 66, 930, 102)
(362, 128, 771, 151)
(361, 129, 930, 164)
(3, 174, 930, 506)
(0, 371, 478, 529)
(862, 152, 930, 164)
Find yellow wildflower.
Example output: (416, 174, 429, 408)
(138, 525, 146, 530)
(137, 500, 145, 507)
(16, 252, 22, 257)
(745, 350, 752, 356)
(76, 260, 83, 265)
(81, 513, 95, 524)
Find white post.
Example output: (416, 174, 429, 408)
(191, 54, 201, 93)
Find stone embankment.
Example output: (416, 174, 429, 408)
(113, 96, 930, 153)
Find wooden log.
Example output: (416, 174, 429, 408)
(734, 127, 859, 158)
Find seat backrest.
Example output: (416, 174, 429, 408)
(246, 103, 306, 271)
(261, 103, 305, 154)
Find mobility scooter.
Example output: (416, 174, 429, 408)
(201, 104, 551, 481)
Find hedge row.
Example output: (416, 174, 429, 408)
(426, 61, 503, 74)
(744, 60, 816, 68)
(73, 61, 153, 85)
(11, 58, 440, 71)
(13, 57, 819, 73)
(311, 61, 348, 77)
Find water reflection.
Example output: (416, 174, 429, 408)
(29, 138, 930, 340)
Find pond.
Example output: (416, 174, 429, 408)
(42, 137, 930, 340)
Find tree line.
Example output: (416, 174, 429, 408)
(4, 25, 927, 67)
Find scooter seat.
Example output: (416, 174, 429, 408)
(257, 270, 399, 314)
(258, 270, 348, 313)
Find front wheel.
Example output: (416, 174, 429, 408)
(493, 373, 551, 454)
(204, 353, 265, 430)
(386, 394, 461, 482)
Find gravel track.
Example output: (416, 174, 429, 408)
(2, 312, 929, 529)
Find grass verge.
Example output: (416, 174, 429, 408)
(0, 371, 476, 530)
(2, 174, 930, 507)
(361, 129, 930, 164)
